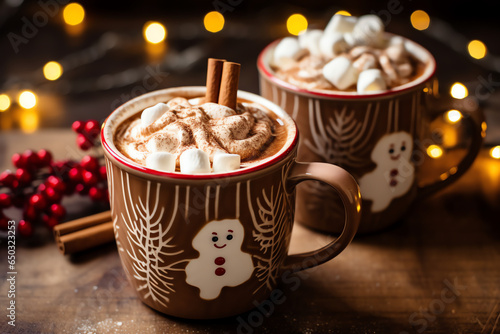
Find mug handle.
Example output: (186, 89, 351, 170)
(282, 161, 362, 272)
(416, 103, 485, 199)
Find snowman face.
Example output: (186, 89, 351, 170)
(192, 219, 245, 253)
(371, 132, 413, 164)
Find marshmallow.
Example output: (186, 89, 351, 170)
(141, 103, 169, 127)
(396, 62, 413, 78)
(324, 14, 357, 35)
(351, 15, 384, 46)
(322, 56, 358, 90)
(319, 33, 349, 58)
(298, 29, 323, 56)
(180, 148, 211, 174)
(213, 152, 241, 173)
(200, 102, 236, 119)
(357, 69, 387, 93)
(273, 37, 304, 65)
(146, 152, 176, 172)
(385, 44, 406, 63)
(353, 53, 377, 72)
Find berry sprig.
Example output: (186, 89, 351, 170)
(0, 120, 109, 238)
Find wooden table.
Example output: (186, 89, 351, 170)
(1, 130, 499, 334)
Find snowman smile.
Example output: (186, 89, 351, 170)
(390, 154, 400, 160)
(214, 243, 226, 249)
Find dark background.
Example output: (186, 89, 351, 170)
(0, 0, 499, 138)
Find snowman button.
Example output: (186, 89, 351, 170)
(215, 267, 226, 276)
(390, 179, 398, 187)
(390, 168, 398, 177)
(215, 257, 225, 265)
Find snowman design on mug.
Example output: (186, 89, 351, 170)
(359, 131, 415, 212)
(185, 219, 254, 300)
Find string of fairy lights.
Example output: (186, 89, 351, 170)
(0, 3, 499, 160)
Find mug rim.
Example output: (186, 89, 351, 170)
(257, 33, 437, 100)
(101, 86, 298, 180)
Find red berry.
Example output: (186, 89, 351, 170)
(16, 168, 32, 185)
(24, 205, 39, 221)
(47, 176, 66, 192)
(77, 134, 92, 150)
(18, 220, 33, 237)
(82, 171, 98, 185)
(85, 120, 100, 139)
(0, 193, 12, 208)
(50, 203, 66, 219)
(29, 194, 47, 210)
(42, 214, 59, 229)
(12, 153, 27, 168)
(99, 165, 107, 180)
(89, 187, 104, 201)
(81, 156, 99, 172)
(45, 187, 62, 203)
(0, 171, 18, 189)
(0, 216, 8, 230)
(72, 120, 85, 133)
(37, 149, 53, 167)
(76, 183, 89, 195)
(68, 167, 82, 183)
(22, 150, 40, 169)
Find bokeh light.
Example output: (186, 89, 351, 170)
(18, 90, 37, 109)
(287, 14, 308, 36)
(204, 11, 225, 33)
(335, 10, 352, 16)
(63, 3, 85, 26)
(410, 10, 430, 31)
(450, 82, 468, 99)
(143, 21, 167, 44)
(427, 145, 443, 159)
(0, 94, 11, 111)
(19, 109, 39, 133)
(43, 61, 63, 81)
(468, 40, 487, 59)
(445, 109, 462, 123)
(490, 146, 500, 159)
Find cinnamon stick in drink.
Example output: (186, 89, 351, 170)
(205, 58, 225, 103)
(218, 61, 240, 110)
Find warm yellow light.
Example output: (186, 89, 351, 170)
(143, 21, 167, 44)
(63, 3, 85, 26)
(335, 10, 352, 17)
(410, 10, 430, 31)
(427, 145, 443, 158)
(0, 94, 10, 111)
(287, 14, 308, 36)
(18, 91, 37, 109)
(204, 11, 225, 33)
(19, 109, 39, 133)
(445, 109, 462, 123)
(468, 40, 487, 60)
(491, 146, 500, 159)
(450, 82, 468, 99)
(43, 61, 63, 81)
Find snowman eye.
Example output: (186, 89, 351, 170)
(212, 236, 218, 242)
(226, 234, 233, 241)
(401, 145, 406, 151)
(389, 148, 395, 154)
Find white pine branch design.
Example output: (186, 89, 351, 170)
(119, 171, 186, 308)
(248, 181, 288, 294)
(304, 99, 379, 168)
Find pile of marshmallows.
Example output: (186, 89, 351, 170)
(141, 103, 241, 174)
(273, 14, 416, 93)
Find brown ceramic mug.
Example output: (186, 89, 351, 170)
(258, 36, 484, 234)
(101, 87, 361, 319)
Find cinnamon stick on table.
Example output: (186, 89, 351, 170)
(205, 58, 225, 103)
(218, 61, 241, 110)
(53, 210, 114, 255)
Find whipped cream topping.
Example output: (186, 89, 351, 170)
(272, 14, 424, 93)
(115, 97, 274, 170)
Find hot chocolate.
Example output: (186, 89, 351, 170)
(114, 96, 288, 173)
(271, 14, 427, 93)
